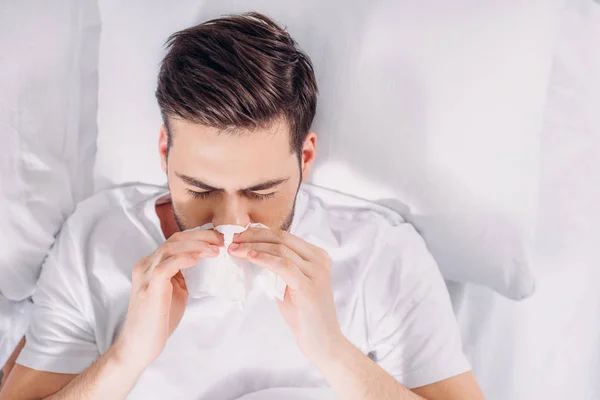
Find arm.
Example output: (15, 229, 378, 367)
(0, 366, 75, 400)
(316, 336, 425, 400)
(47, 345, 141, 399)
(0, 336, 25, 392)
(0, 344, 140, 400)
(315, 336, 484, 400)
(231, 227, 485, 400)
(0, 229, 223, 400)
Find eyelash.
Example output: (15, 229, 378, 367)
(247, 191, 276, 201)
(186, 190, 276, 201)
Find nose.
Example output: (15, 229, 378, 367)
(211, 195, 250, 227)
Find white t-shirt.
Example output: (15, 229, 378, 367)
(17, 183, 470, 399)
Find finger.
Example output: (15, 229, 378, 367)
(152, 240, 220, 264)
(245, 250, 310, 290)
(229, 242, 315, 276)
(172, 270, 188, 292)
(149, 249, 215, 284)
(228, 242, 304, 265)
(234, 228, 316, 261)
(166, 229, 223, 246)
(276, 291, 294, 321)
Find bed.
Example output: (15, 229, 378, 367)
(1, 1, 599, 398)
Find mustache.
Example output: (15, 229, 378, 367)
(172, 199, 296, 233)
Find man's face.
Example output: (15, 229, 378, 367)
(161, 118, 314, 232)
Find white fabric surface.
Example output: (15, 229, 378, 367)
(0, 0, 100, 301)
(94, 0, 564, 300)
(0, 298, 31, 369)
(236, 387, 336, 400)
(17, 182, 470, 397)
(452, 1, 600, 399)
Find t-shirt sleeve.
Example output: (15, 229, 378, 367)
(364, 222, 471, 389)
(16, 221, 99, 374)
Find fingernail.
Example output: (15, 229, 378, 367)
(229, 243, 239, 250)
(248, 250, 258, 258)
(210, 245, 219, 253)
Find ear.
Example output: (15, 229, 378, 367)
(159, 125, 168, 173)
(300, 132, 317, 182)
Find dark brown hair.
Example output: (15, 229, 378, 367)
(155, 12, 318, 157)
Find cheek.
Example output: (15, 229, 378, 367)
(169, 183, 212, 224)
(172, 197, 211, 224)
(248, 192, 296, 227)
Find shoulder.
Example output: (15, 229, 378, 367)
(296, 183, 429, 262)
(44, 183, 166, 278)
(61, 183, 166, 242)
(297, 183, 443, 297)
(35, 183, 167, 304)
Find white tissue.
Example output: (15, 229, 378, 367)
(181, 223, 287, 303)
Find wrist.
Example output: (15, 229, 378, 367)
(310, 334, 356, 372)
(311, 338, 387, 400)
(110, 339, 149, 376)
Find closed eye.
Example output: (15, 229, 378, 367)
(187, 189, 275, 201)
(246, 191, 276, 201)
(187, 189, 212, 199)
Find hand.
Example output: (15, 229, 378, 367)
(115, 229, 222, 371)
(229, 228, 344, 365)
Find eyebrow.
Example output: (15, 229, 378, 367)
(175, 172, 289, 192)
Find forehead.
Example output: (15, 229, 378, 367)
(168, 118, 295, 182)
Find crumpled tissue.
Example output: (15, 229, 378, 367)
(181, 223, 287, 303)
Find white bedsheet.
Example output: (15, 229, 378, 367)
(236, 388, 335, 399)
(452, 1, 600, 398)
(0, 0, 99, 301)
(0, 0, 99, 370)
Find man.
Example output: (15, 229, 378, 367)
(0, 12, 484, 400)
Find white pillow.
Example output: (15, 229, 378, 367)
(0, 0, 100, 300)
(449, 3, 600, 398)
(95, 0, 562, 299)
